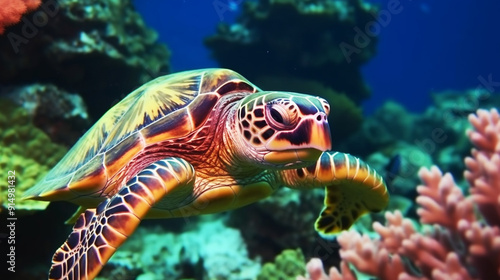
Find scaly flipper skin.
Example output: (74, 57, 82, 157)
(279, 151, 389, 234)
(49, 158, 194, 280)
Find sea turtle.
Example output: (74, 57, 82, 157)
(24, 68, 389, 280)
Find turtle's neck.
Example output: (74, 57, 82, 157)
(218, 96, 263, 178)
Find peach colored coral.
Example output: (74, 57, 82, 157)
(299, 108, 500, 280)
(296, 258, 356, 280)
(465, 108, 500, 226)
(0, 0, 41, 34)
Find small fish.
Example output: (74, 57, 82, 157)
(385, 154, 401, 191)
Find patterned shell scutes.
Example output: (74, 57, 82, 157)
(31, 68, 258, 194)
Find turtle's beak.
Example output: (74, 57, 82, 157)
(308, 117, 332, 151)
(264, 115, 332, 164)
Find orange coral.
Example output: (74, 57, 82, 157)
(0, 0, 41, 34)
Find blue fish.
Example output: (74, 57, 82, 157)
(385, 154, 402, 191)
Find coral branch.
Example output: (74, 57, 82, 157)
(416, 167, 475, 230)
(459, 220, 500, 278)
(338, 229, 405, 280)
(467, 108, 500, 153)
(465, 108, 500, 226)
(297, 257, 357, 280)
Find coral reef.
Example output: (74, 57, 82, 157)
(205, 0, 378, 104)
(0, 100, 67, 212)
(0, 0, 41, 34)
(339, 89, 500, 206)
(431, 89, 500, 126)
(104, 217, 261, 280)
(300, 108, 500, 279)
(257, 248, 306, 279)
(0, 0, 170, 119)
(344, 88, 499, 161)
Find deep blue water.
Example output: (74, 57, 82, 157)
(133, 0, 500, 114)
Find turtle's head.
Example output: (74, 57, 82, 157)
(234, 91, 332, 167)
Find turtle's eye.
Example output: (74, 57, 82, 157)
(270, 108, 284, 124)
(265, 100, 298, 130)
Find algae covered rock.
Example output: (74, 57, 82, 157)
(257, 248, 306, 280)
(205, 0, 378, 104)
(0, 101, 67, 213)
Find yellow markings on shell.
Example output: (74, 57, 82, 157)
(39, 71, 201, 185)
(104, 79, 199, 148)
(142, 108, 193, 145)
(104, 133, 146, 179)
(29, 175, 74, 200)
(198, 68, 248, 93)
(68, 154, 108, 195)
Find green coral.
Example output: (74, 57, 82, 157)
(257, 248, 306, 280)
(0, 101, 67, 212)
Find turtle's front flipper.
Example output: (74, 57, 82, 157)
(279, 151, 389, 235)
(49, 158, 194, 280)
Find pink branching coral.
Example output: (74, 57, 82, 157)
(299, 109, 500, 280)
(0, 0, 41, 34)
(465, 108, 500, 226)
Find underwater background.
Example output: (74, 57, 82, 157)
(134, 0, 500, 114)
(0, 0, 499, 279)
